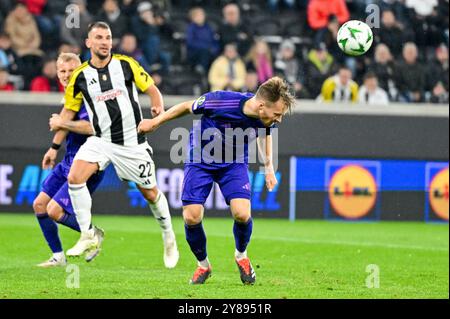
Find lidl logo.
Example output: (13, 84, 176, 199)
(429, 167, 449, 221)
(328, 165, 378, 219)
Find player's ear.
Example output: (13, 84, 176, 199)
(85, 38, 91, 49)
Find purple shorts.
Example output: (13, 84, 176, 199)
(182, 163, 251, 206)
(41, 162, 104, 215)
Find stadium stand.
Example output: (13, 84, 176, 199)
(0, 0, 448, 104)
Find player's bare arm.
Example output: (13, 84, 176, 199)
(257, 134, 277, 192)
(49, 114, 94, 135)
(42, 108, 77, 170)
(138, 100, 195, 134)
(145, 84, 165, 118)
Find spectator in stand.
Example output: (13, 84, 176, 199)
(429, 81, 449, 104)
(208, 43, 246, 92)
(245, 39, 273, 85)
(96, 0, 129, 48)
(60, 0, 92, 53)
(406, 0, 442, 50)
(274, 39, 310, 99)
(30, 58, 63, 92)
(405, 0, 438, 17)
(20, 1, 47, 19)
(0, 68, 15, 91)
(186, 7, 220, 74)
(321, 66, 359, 103)
(375, 10, 410, 58)
(4, 2, 44, 88)
(368, 43, 397, 100)
(307, 0, 350, 45)
(39, 0, 71, 49)
(305, 42, 336, 98)
(358, 72, 390, 105)
(0, 44, 8, 69)
(377, 0, 410, 24)
(4, 2, 43, 57)
(435, 0, 449, 44)
(131, 1, 171, 74)
(120, 0, 138, 17)
(427, 44, 449, 93)
(395, 42, 426, 103)
(117, 33, 152, 73)
(0, 33, 21, 75)
(21, 0, 58, 49)
(218, 3, 253, 56)
(242, 71, 259, 93)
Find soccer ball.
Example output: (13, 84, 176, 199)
(337, 20, 373, 56)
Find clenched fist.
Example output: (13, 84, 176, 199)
(265, 172, 278, 192)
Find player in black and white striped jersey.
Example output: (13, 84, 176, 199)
(51, 22, 179, 268)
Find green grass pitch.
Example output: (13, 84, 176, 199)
(0, 213, 448, 299)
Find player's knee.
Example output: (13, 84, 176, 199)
(233, 211, 251, 223)
(47, 202, 63, 221)
(183, 207, 203, 225)
(67, 172, 83, 185)
(230, 199, 251, 223)
(142, 187, 159, 203)
(33, 198, 47, 214)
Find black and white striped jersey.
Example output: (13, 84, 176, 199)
(64, 54, 154, 146)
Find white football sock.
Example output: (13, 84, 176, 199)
(148, 191, 173, 233)
(235, 249, 247, 260)
(68, 183, 92, 233)
(198, 258, 210, 269)
(53, 252, 65, 260)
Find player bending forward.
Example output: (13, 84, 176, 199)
(35, 52, 105, 267)
(138, 77, 295, 284)
(54, 22, 179, 268)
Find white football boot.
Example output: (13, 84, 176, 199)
(37, 254, 67, 268)
(85, 226, 105, 262)
(67, 229, 98, 257)
(163, 230, 179, 269)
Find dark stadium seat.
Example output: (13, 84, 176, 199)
(167, 65, 207, 96)
(278, 11, 305, 36)
(206, 12, 222, 33)
(252, 17, 282, 36)
(284, 22, 305, 37)
(171, 19, 189, 35)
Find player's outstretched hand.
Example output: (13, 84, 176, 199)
(138, 118, 160, 134)
(265, 172, 278, 192)
(49, 113, 63, 131)
(42, 148, 57, 169)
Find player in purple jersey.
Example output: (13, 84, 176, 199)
(34, 53, 104, 267)
(138, 77, 295, 284)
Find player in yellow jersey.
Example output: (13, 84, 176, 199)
(48, 22, 179, 269)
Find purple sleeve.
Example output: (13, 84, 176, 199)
(191, 93, 213, 115)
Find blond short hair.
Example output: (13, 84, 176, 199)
(57, 52, 81, 65)
(256, 77, 296, 114)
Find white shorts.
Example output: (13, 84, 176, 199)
(74, 136, 157, 189)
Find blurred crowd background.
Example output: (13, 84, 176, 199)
(0, 0, 448, 104)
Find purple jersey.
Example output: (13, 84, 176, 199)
(189, 91, 272, 167)
(63, 104, 90, 165)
